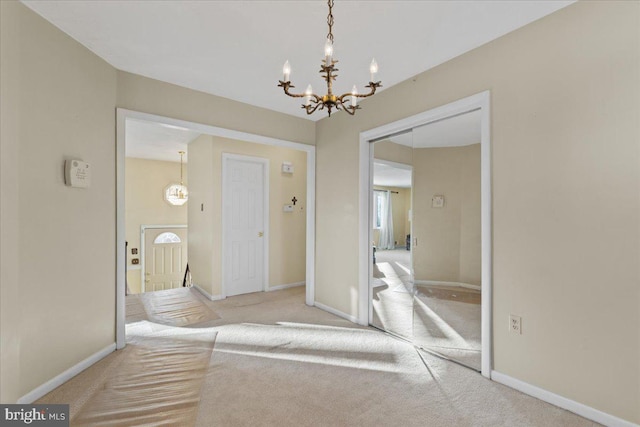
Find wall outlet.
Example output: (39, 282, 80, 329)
(509, 315, 522, 334)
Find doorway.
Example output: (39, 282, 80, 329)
(359, 91, 492, 377)
(222, 154, 269, 297)
(116, 109, 316, 349)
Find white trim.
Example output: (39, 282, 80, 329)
(139, 224, 187, 293)
(116, 111, 126, 350)
(222, 153, 270, 297)
(314, 302, 359, 324)
(491, 371, 638, 427)
(268, 281, 305, 291)
(17, 343, 116, 404)
(192, 283, 225, 301)
(358, 91, 493, 378)
(116, 109, 316, 347)
(413, 280, 481, 291)
(305, 149, 316, 307)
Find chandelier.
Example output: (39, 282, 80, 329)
(278, 0, 381, 117)
(164, 151, 188, 206)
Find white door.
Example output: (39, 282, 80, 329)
(223, 155, 267, 297)
(143, 227, 188, 292)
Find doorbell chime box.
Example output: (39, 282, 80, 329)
(65, 159, 91, 188)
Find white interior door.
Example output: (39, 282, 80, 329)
(223, 155, 267, 297)
(143, 227, 188, 292)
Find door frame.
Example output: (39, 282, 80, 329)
(140, 224, 188, 293)
(116, 109, 316, 350)
(221, 153, 270, 297)
(358, 91, 492, 378)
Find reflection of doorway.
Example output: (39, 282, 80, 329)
(141, 225, 188, 292)
(222, 154, 268, 297)
(371, 160, 413, 339)
(359, 91, 492, 377)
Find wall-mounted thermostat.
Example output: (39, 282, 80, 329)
(65, 159, 91, 188)
(432, 195, 444, 208)
(282, 162, 294, 174)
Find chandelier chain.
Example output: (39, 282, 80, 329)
(327, 0, 334, 43)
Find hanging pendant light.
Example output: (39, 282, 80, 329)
(164, 151, 188, 206)
(278, 0, 382, 117)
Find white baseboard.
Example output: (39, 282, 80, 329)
(314, 302, 359, 324)
(17, 343, 116, 404)
(268, 281, 305, 291)
(491, 371, 638, 427)
(192, 284, 225, 301)
(414, 279, 481, 291)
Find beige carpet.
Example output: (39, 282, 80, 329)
(372, 248, 482, 370)
(38, 287, 598, 427)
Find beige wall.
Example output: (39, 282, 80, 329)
(189, 135, 307, 297)
(374, 140, 413, 165)
(116, 72, 315, 147)
(0, 1, 117, 403)
(412, 144, 480, 285)
(125, 158, 189, 294)
(316, 1, 639, 423)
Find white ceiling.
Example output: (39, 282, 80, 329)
(374, 161, 412, 188)
(22, 0, 573, 121)
(125, 118, 200, 162)
(390, 109, 481, 148)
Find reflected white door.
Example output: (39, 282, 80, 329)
(143, 228, 188, 292)
(223, 155, 267, 297)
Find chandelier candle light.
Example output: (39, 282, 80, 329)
(278, 0, 382, 117)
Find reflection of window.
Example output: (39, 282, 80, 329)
(373, 192, 383, 229)
(154, 232, 181, 244)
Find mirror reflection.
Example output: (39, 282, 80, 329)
(370, 109, 482, 371)
(371, 133, 413, 339)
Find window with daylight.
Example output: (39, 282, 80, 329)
(373, 191, 383, 229)
(153, 232, 181, 244)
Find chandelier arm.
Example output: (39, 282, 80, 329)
(335, 98, 359, 116)
(303, 102, 323, 115)
(336, 81, 383, 105)
(278, 81, 323, 104)
(278, 81, 306, 98)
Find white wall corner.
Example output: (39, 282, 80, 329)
(491, 371, 639, 427)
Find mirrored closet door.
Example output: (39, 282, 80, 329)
(370, 110, 482, 371)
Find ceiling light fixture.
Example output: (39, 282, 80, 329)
(164, 151, 188, 206)
(278, 0, 382, 117)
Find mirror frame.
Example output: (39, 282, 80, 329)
(358, 91, 492, 378)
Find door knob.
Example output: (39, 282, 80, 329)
(145, 279, 150, 283)
(258, 232, 264, 237)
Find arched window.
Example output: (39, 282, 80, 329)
(153, 232, 181, 244)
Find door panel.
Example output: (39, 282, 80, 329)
(144, 227, 187, 293)
(224, 157, 266, 297)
